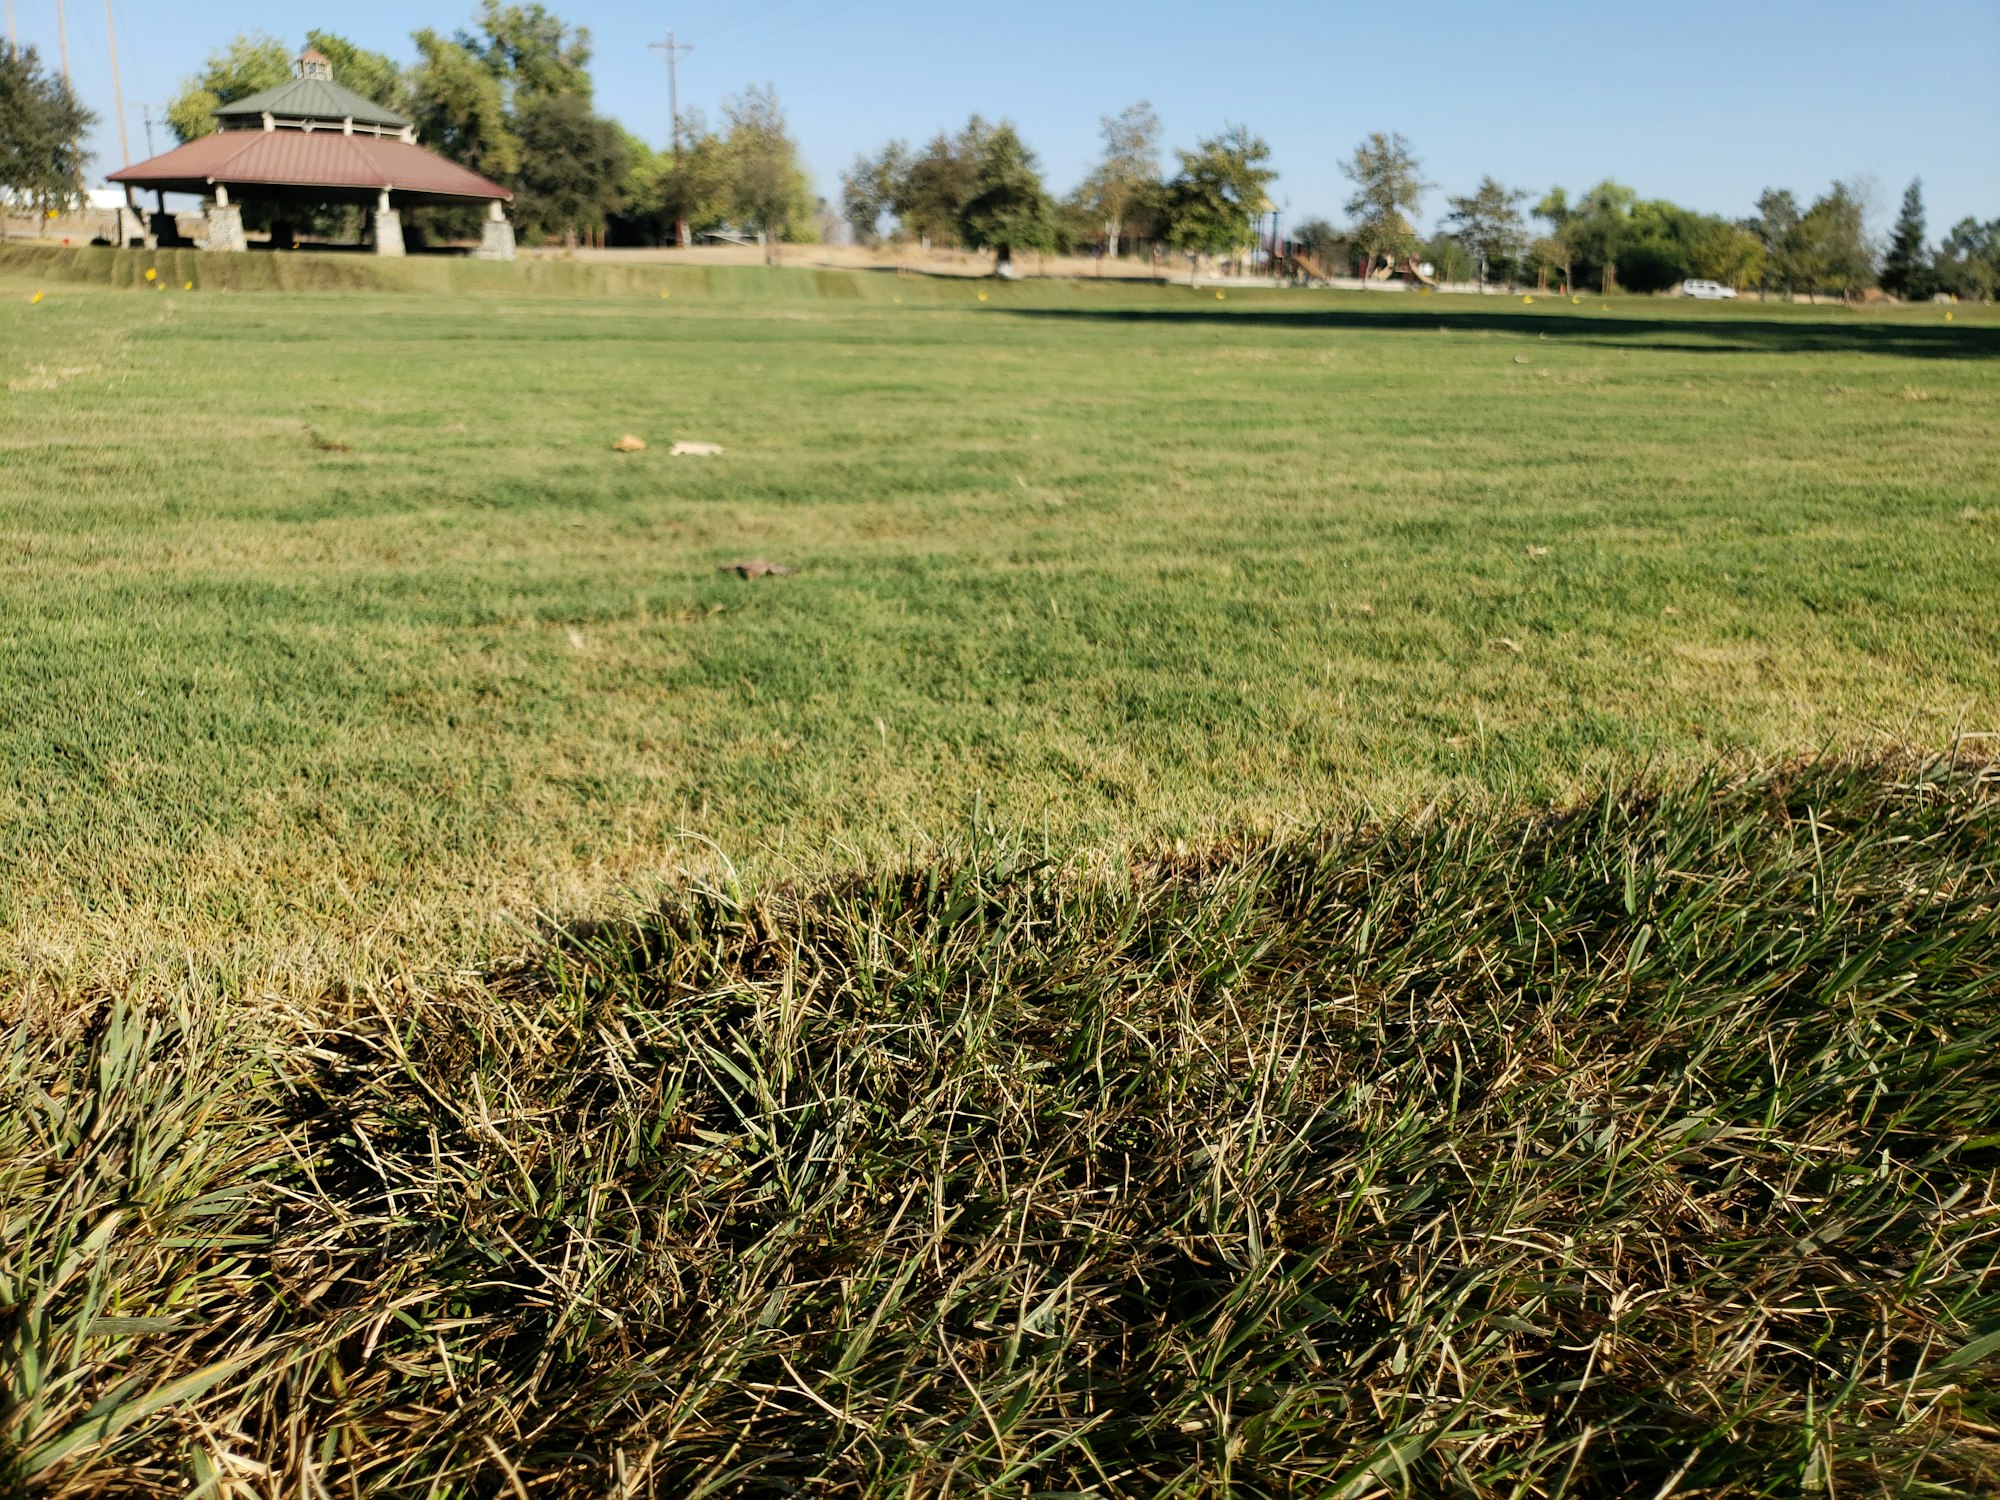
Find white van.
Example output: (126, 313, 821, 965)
(1680, 279, 1737, 300)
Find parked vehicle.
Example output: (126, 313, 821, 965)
(1680, 279, 1737, 300)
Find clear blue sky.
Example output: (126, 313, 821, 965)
(23, 0, 2000, 235)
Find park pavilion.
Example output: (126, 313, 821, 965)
(108, 48, 515, 258)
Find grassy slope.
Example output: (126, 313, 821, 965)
(1, 268, 1996, 991)
(7, 756, 1997, 1495)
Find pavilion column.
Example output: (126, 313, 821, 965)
(474, 198, 516, 261)
(121, 184, 155, 249)
(203, 182, 246, 253)
(373, 188, 405, 257)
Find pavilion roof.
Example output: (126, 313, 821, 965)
(214, 76, 409, 130)
(108, 132, 512, 203)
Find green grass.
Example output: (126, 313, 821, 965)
(5, 260, 2000, 1495)
(2, 262, 1994, 989)
(7, 755, 1997, 1494)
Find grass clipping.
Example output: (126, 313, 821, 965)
(6, 756, 1999, 1496)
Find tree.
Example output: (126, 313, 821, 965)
(513, 90, 624, 246)
(1533, 186, 1576, 291)
(304, 31, 406, 111)
(891, 120, 991, 250)
(841, 141, 907, 245)
(1752, 188, 1802, 297)
(1566, 180, 1637, 292)
(1935, 217, 1998, 301)
(408, 30, 520, 181)
(1341, 131, 1426, 275)
(1792, 181, 1873, 299)
(1442, 176, 1526, 286)
(1879, 178, 1929, 299)
(722, 85, 809, 261)
(165, 33, 290, 143)
(1687, 219, 1764, 289)
(462, 0, 592, 105)
(1080, 101, 1160, 258)
(958, 121, 1055, 269)
(0, 45, 94, 219)
(1163, 126, 1276, 283)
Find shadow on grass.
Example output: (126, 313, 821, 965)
(999, 303, 2000, 359)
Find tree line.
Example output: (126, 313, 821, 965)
(4, 12, 1996, 298)
(151, 5, 814, 253)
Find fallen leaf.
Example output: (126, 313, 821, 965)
(1526, 545, 1549, 557)
(721, 559, 795, 579)
(1488, 637, 1523, 654)
(1514, 355, 1530, 365)
(612, 433, 647, 452)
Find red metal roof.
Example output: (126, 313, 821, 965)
(109, 131, 511, 202)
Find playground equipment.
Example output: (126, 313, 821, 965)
(1366, 254, 1439, 287)
(1274, 239, 1439, 289)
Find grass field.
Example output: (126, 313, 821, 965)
(4, 255, 2000, 1495)
(2, 256, 1996, 989)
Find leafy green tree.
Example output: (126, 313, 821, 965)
(1163, 125, 1276, 283)
(1879, 178, 1929, 299)
(1687, 219, 1764, 289)
(0, 44, 94, 218)
(1442, 176, 1526, 286)
(722, 85, 809, 260)
(1532, 186, 1576, 290)
(841, 141, 907, 245)
(958, 121, 1055, 269)
(165, 33, 290, 143)
(1341, 131, 1426, 274)
(619, 123, 732, 246)
(892, 120, 991, 250)
(514, 89, 625, 246)
(1080, 100, 1160, 258)
(1934, 216, 1998, 301)
(1566, 180, 1636, 292)
(462, 0, 592, 105)
(408, 30, 520, 180)
(303, 31, 406, 111)
(1792, 181, 1873, 298)
(1751, 188, 1802, 297)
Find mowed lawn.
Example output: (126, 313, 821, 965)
(2, 271, 1996, 984)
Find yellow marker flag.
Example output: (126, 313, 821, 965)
(1216, 290, 1226, 300)
(184, 281, 194, 291)
(144, 268, 157, 281)
(977, 292, 988, 302)
(31, 291, 44, 303)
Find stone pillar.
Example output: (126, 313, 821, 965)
(203, 187, 247, 253)
(374, 189, 405, 257)
(121, 187, 155, 248)
(475, 200, 517, 261)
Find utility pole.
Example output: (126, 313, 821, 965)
(55, 0, 69, 80)
(7, 0, 16, 54)
(105, 0, 130, 165)
(649, 30, 694, 246)
(141, 102, 155, 157)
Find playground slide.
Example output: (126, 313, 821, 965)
(1290, 250, 1338, 284)
(1401, 256, 1439, 288)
